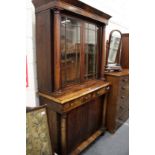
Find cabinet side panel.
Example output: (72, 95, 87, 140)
(36, 10, 54, 93)
(121, 34, 129, 68)
(105, 76, 120, 133)
(39, 97, 61, 154)
(47, 108, 61, 154)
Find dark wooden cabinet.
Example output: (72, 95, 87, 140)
(105, 69, 129, 133)
(121, 33, 129, 68)
(32, 0, 111, 154)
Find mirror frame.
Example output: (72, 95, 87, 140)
(106, 29, 122, 72)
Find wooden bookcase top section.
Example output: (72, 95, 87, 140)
(32, 0, 111, 24)
(39, 80, 110, 104)
(105, 69, 129, 77)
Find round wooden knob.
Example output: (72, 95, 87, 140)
(120, 105, 124, 110)
(122, 78, 128, 82)
(121, 96, 125, 99)
(121, 87, 125, 90)
(83, 96, 89, 101)
(96, 92, 100, 96)
(106, 86, 110, 90)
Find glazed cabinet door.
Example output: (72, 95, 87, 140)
(60, 16, 81, 87)
(60, 14, 102, 88)
(84, 23, 99, 79)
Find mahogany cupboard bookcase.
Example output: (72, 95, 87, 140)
(32, 0, 111, 154)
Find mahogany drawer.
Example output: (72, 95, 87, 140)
(120, 76, 129, 94)
(116, 107, 129, 130)
(117, 95, 128, 117)
(120, 76, 129, 84)
(118, 110, 129, 123)
(63, 86, 110, 111)
(116, 76, 129, 125)
(117, 102, 129, 118)
(119, 94, 129, 109)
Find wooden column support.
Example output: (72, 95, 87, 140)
(80, 23, 85, 82)
(102, 94, 108, 129)
(54, 9, 61, 90)
(100, 26, 106, 81)
(60, 114, 67, 155)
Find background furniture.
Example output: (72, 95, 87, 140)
(105, 69, 129, 133)
(121, 33, 129, 68)
(26, 106, 54, 155)
(32, 0, 111, 154)
(105, 30, 123, 71)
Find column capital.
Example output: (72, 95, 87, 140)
(53, 8, 61, 14)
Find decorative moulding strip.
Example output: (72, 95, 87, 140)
(38, 82, 110, 104)
(35, 1, 110, 24)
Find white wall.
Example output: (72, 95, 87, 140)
(26, 0, 129, 107)
(26, 0, 39, 107)
(81, 0, 129, 38)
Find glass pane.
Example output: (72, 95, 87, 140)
(85, 23, 98, 79)
(61, 16, 81, 86)
(108, 36, 120, 63)
(108, 31, 121, 64)
(85, 23, 95, 30)
(88, 23, 96, 30)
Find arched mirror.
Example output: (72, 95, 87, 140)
(106, 30, 122, 71)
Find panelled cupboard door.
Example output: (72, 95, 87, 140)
(67, 97, 103, 153)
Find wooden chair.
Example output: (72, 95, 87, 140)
(26, 105, 54, 155)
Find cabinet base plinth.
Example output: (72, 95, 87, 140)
(70, 129, 105, 155)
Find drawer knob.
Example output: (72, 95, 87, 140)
(121, 96, 125, 99)
(106, 86, 110, 90)
(96, 92, 100, 96)
(64, 103, 70, 108)
(120, 105, 124, 110)
(121, 87, 126, 90)
(83, 96, 89, 101)
(70, 103, 73, 106)
(122, 78, 128, 82)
